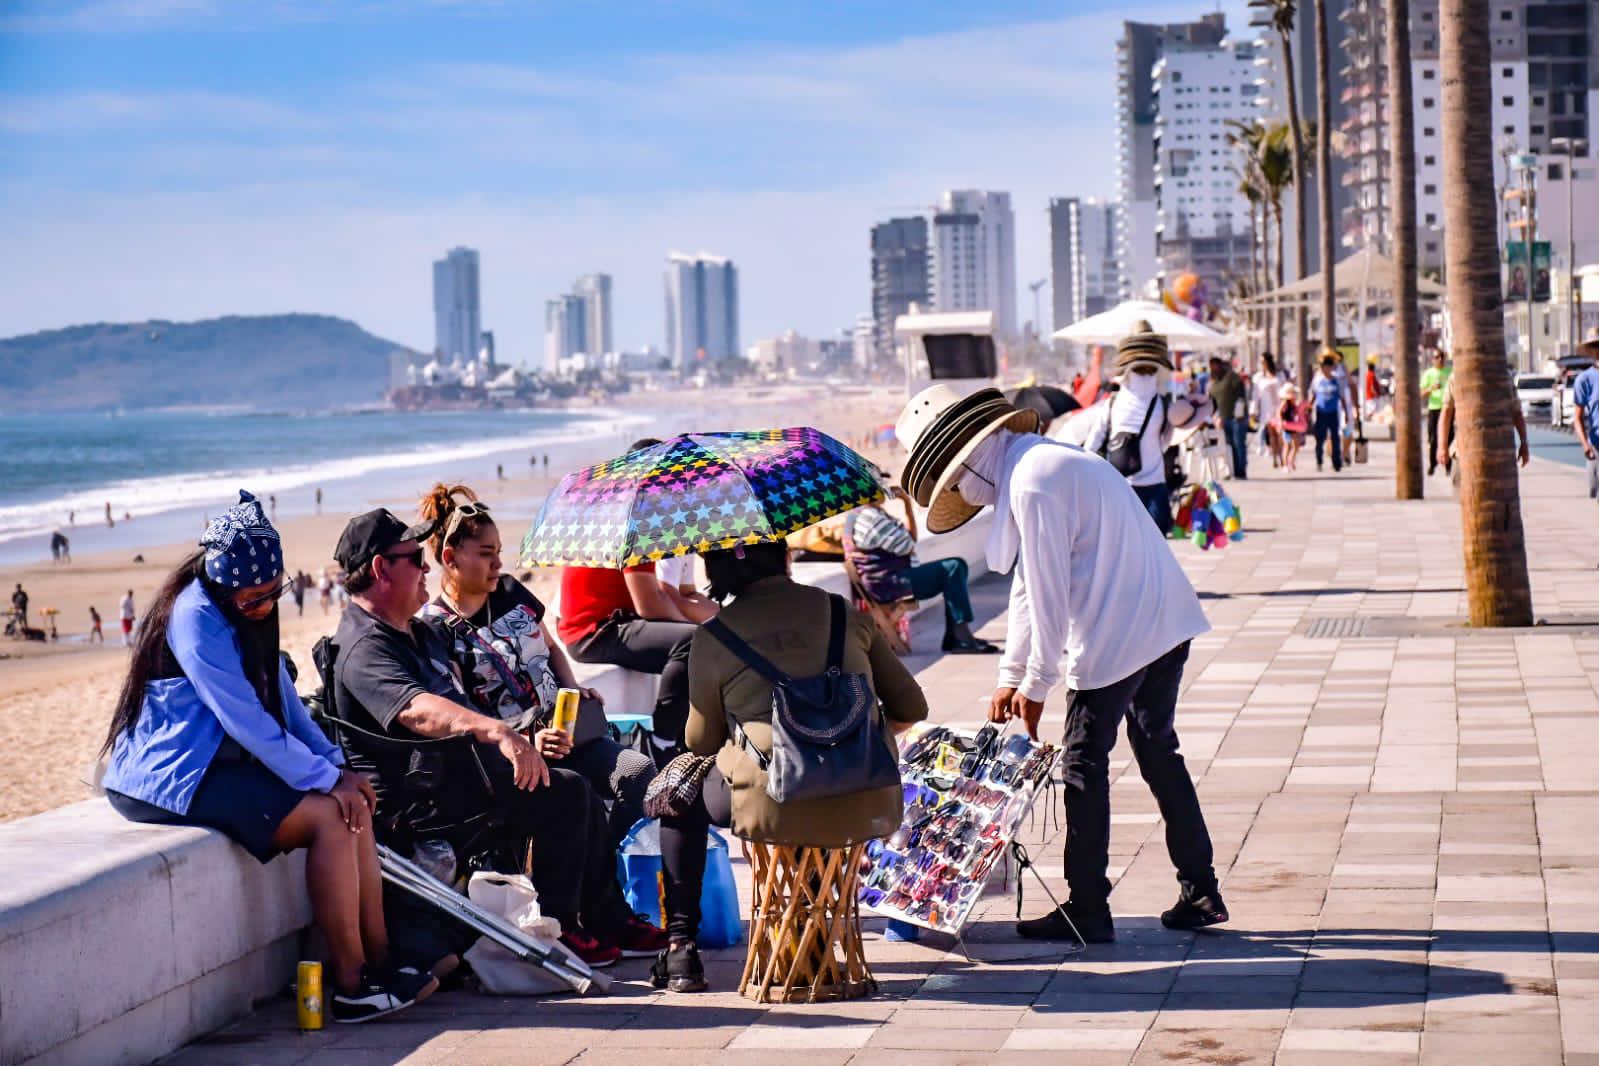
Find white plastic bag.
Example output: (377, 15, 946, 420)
(461, 870, 580, 996)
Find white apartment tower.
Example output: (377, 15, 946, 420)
(1116, 15, 1230, 299)
(664, 252, 740, 371)
(573, 273, 613, 358)
(432, 247, 481, 363)
(1151, 33, 1267, 298)
(1049, 197, 1122, 331)
(928, 189, 1018, 338)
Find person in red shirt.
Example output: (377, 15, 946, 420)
(557, 441, 718, 747)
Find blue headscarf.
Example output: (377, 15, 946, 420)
(200, 491, 283, 589)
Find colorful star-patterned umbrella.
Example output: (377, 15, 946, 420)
(519, 428, 885, 569)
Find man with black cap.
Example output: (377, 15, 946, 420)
(896, 383, 1227, 944)
(330, 507, 667, 968)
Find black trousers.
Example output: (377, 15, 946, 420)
(658, 771, 733, 941)
(1427, 408, 1441, 472)
(1059, 641, 1217, 907)
(480, 753, 634, 938)
(569, 615, 695, 743)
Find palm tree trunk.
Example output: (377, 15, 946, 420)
(1440, 0, 1533, 626)
(1274, 201, 1287, 358)
(1278, 28, 1312, 390)
(1314, 0, 1346, 425)
(1388, 0, 1424, 499)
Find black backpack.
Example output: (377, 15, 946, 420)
(702, 594, 900, 804)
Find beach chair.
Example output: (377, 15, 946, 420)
(739, 840, 875, 1004)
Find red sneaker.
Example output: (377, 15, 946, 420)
(559, 930, 620, 969)
(609, 914, 670, 958)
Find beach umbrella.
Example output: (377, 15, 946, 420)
(519, 428, 884, 569)
(1006, 385, 1080, 428)
(1053, 299, 1232, 350)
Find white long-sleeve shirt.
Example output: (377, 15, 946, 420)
(987, 433, 1210, 700)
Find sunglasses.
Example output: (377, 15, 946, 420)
(442, 501, 492, 546)
(236, 579, 292, 612)
(380, 546, 426, 569)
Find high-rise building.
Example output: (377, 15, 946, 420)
(1049, 197, 1122, 331)
(544, 294, 584, 369)
(664, 252, 740, 370)
(1116, 15, 1229, 298)
(1151, 31, 1268, 298)
(928, 189, 1018, 337)
(573, 273, 613, 358)
(870, 217, 930, 365)
(432, 247, 481, 362)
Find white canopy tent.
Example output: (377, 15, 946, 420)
(1053, 299, 1236, 351)
(1241, 246, 1445, 312)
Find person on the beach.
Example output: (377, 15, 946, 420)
(843, 481, 996, 653)
(315, 487, 323, 514)
(268, 494, 277, 520)
(556, 439, 712, 753)
(50, 530, 70, 564)
(1083, 323, 1212, 535)
(89, 605, 104, 643)
(100, 491, 437, 1023)
(105, 502, 114, 527)
(12, 583, 29, 628)
(318, 571, 333, 615)
(290, 570, 307, 616)
(328, 507, 666, 970)
(896, 385, 1226, 944)
(119, 590, 136, 645)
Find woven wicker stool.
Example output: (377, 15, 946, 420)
(739, 841, 876, 1003)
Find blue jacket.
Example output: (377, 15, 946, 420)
(102, 580, 343, 813)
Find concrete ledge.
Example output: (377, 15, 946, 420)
(0, 801, 308, 1066)
(0, 509, 995, 1065)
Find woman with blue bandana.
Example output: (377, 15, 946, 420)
(101, 491, 437, 1024)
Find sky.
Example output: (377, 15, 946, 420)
(0, 0, 1249, 365)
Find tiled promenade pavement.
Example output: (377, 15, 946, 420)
(171, 441, 1599, 1066)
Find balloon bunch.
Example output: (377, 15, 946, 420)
(1171, 481, 1243, 550)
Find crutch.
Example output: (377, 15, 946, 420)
(377, 845, 611, 995)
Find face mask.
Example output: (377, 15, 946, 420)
(1125, 372, 1159, 399)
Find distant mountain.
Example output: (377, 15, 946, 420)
(0, 314, 419, 412)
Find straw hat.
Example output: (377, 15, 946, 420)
(1113, 320, 1174, 373)
(1282, 382, 1300, 399)
(896, 386, 1040, 534)
(1581, 327, 1599, 357)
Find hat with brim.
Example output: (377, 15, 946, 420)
(1114, 320, 1174, 373)
(1581, 328, 1599, 357)
(896, 386, 1040, 534)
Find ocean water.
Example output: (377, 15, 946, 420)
(0, 407, 650, 563)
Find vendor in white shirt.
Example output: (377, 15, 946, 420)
(1081, 322, 1212, 534)
(896, 385, 1228, 945)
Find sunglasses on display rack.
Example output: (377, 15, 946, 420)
(903, 782, 939, 808)
(860, 887, 886, 907)
(901, 727, 952, 767)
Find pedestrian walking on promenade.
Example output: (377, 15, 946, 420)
(1279, 384, 1307, 472)
(1421, 349, 1451, 475)
(1311, 353, 1349, 473)
(1254, 353, 1287, 468)
(896, 385, 1227, 944)
(1208, 355, 1248, 480)
(1570, 331, 1599, 505)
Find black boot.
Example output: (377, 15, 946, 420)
(1016, 899, 1114, 944)
(1160, 891, 1229, 931)
(942, 622, 999, 655)
(650, 942, 708, 993)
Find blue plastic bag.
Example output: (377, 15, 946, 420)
(617, 819, 744, 949)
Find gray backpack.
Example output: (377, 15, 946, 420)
(702, 595, 901, 804)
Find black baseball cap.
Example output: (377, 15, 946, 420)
(334, 508, 437, 573)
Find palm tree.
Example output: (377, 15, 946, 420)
(1387, 0, 1424, 499)
(1440, 0, 1532, 626)
(1313, 0, 1339, 396)
(1261, 0, 1312, 388)
(1228, 120, 1272, 360)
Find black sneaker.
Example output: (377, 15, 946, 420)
(942, 635, 1000, 654)
(331, 967, 438, 1024)
(1161, 892, 1229, 930)
(1016, 900, 1114, 944)
(650, 941, 708, 993)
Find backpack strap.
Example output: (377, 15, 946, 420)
(824, 594, 846, 677)
(701, 616, 793, 689)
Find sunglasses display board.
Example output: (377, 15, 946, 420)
(859, 722, 1059, 934)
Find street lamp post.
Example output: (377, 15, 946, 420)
(1551, 137, 1589, 355)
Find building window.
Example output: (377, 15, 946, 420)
(1502, 96, 1514, 107)
(1504, 125, 1514, 134)
(1500, 10, 1511, 20)
(1424, 155, 1435, 165)
(1425, 213, 1437, 225)
(1423, 97, 1434, 108)
(1424, 127, 1435, 137)
(1424, 184, 1436, 194)
(1423, 69, 1435, 80)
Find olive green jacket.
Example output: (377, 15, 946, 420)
(685, 577, 928, 847)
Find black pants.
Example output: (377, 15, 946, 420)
(1313, 408, 1343, 471)
(658, 771, 733, 941)
(1059, 641, 1217, 907)
(1132, 483, 1174, 536)
(569, 616, 695, 743)
(560, 734, 655, 845)
(481, 754, 634, 938)
(1427, 408, 1441, 473)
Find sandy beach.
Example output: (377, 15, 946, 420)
(0, 384, 905, 823)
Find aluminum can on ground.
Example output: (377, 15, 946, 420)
(296, 960, 324, 1030)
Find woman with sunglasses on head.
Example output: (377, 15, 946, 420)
(101, 491, 435, 1024)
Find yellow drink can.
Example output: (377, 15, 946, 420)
(553, 687, 581, 734)
(296, 960, 324, 1030)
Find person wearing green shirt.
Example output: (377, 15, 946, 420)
(1420, 350, 1451, 475)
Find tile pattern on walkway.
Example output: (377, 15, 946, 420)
(166, 443, 1599, 1065)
